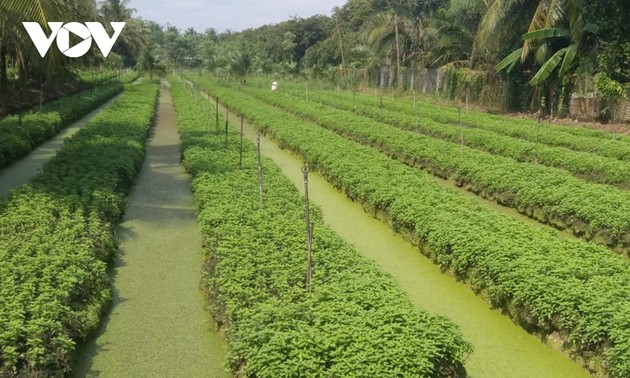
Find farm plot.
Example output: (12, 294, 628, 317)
(204, 76, 630, 257)
(289, 85, 630, 189)
(189, 76, 630, 377)
(0, 71, 138, 169)
(324, 87, 630, 161)
(0, 82, 158, 376)
(170, 78, 472, 377)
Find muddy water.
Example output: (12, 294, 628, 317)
(218, 102, 589, 378)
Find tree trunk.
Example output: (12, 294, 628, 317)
(0, 42, 7, 90)
(334, 14, 346, 76)
(394, 13, 402, 91)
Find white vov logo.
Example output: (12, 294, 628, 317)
(22, 22, 126, 58)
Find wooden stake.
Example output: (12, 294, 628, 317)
(535, 110, 542, 164)
(215, 97, 219, 133)
(458, 106, 463, 147)
(239, 114, 244, 169)
(257, 131, 264, 207)
(225, 109, 229, 148)
(413, 89, 418, 131)
(302, 165, 313, 288)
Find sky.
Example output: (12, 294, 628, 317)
(131, 0, 348, 33)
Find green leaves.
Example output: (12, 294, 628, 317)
(530, 46, 570, 84)
(238, 78, 630, 255)
(194, 74, 630, 378)
(522, 27, 570, 40)
(0, 82, 158, 375)
(495, 48, 523, 73)
(170, 77, 472, 377)
(0, 80, 124, 168)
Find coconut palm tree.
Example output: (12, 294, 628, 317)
(137, 48, 164, 80)
(99, 0, 134, 21)
(0, 0, 95, 88)
(364, 12, 407, 90)
(99, 0, 145, 66)
(363, 2, 434, 90)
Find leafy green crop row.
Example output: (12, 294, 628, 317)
(292, 86, 630, 189)
(0, 72, 140, 169)
(326, 88, 630, 162)
(190, 75, 630, 377)
(273, 76, 630, 148)
(170, 77, 472, 377)
(0, 82, 158, 376)
(211, 77, 630, 257)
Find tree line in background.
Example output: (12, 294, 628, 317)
(1, 0, 629, 120)
(0, 0, 148, 87)
(156, 0, 630, 120)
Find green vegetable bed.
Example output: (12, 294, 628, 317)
(296, 86, 630, 189)
(226, 79, 630, 257)
(170, 78, 472, 377)
(0, 71, 139, 169)
(0, 81, 158, 376)
(190, 75, 630, 377)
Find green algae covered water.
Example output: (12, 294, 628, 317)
(73, 88, 228, 377)
(221, 103, 590, 378)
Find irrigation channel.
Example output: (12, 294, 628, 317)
(73, 85, 228, 377)
(0, 95, 120, 197)
(209, 91, 589, 377)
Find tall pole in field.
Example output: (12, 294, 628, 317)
(458, 105, 463, 147)
(225, 109, 229, 148)
(257, 131, 265, 207)
(239, 114, 244, 169)
(215, 98, 219, 133)
(535, 110, 541, 164)
(380, 95, 383, 119)
(208, 99, 212, 129)
(302, 165, 313, 289)
(413, 89, 418, 132)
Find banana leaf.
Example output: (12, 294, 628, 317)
(495, 47, 522, 73)
(530, 46, 569, 85)
(523, 28, 569, 41)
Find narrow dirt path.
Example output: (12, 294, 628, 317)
(217, 102, 589, 378)
(73, 87, 228, 377)
(0, 95, 120, 197)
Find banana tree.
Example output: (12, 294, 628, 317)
(495, 0, 590, 86)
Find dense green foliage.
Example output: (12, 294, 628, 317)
(150, 0, 630, 115)
(286, 83, 630, 188)
(0, 82, 120, 168)
(0, 72, 139, 169)
(169, 76, 472, 377)
(0, 82, 158, 375)
(203, 74, 630, 256)
(0, 0, 145, 95)
(189, 75, 630, 377)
